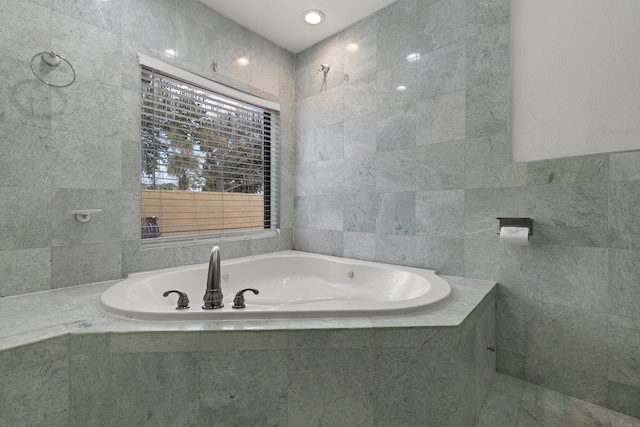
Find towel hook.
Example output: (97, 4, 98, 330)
(318, 63, 330, 74)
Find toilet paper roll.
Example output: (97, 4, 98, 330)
(499, 226, 529, 245)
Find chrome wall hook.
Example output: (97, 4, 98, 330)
(318, 63, 330, 74)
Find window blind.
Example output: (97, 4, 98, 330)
(139, 60, 279, 243)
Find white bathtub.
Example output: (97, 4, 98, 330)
(100, 250, 452, 320)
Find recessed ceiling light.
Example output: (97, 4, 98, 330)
(237, 57, 250, 66)
(304, 10, 325, 25)
(397, 85, 408, 91)
(346, 43, 359, 52)
(164, 49, 176, 57)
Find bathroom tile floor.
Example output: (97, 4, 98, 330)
(476, 373, 640, 427)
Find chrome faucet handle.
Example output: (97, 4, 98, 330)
(163, 290, 190, 310)
(232, 288, 259, 309)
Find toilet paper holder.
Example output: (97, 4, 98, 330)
(497, 217, 533, 236)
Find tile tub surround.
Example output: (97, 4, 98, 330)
(0, 276, 496, 426)
(293, 0, 640, 419)
(0, 0, 296, 297)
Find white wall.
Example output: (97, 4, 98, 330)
(511, 0, 640, 162)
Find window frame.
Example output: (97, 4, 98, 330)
(137, 54, 280, 246)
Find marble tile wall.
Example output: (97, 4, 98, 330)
(293, 0, 640, 419)
(0, 290, 495, 426)
(0, 0, 295, 298)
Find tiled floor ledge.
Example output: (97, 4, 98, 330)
(476, 372, 640, 427)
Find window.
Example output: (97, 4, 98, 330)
(138, 54, 280, 244)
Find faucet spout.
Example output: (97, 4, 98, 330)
(202, 246, 224, 309)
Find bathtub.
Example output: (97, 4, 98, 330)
(100, 250, 452, 320)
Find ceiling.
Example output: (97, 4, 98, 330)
(198, 0, 398, 54)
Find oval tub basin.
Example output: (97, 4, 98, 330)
(100, 250, 452, 320)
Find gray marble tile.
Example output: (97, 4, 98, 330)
(377, 14, 417, 71)
(344, 32, 377, 80)
(496, 348, 525, 379)
(343, 231, 376, 261)
(496, 295, 525, 357)
(476, 373, 524, 427)
(51, 11, 122, 86)
(416, 139, 465, 190)
(50, 76, 121, 138)
(525, 357, 609, 409)
(609, 181, 640, 250)
(50, 130, 121, 190)
(377, 0, 417, 29)
(527, 153, 608, 185)
(608, 249, 640, 319)
(0, 337, 70, 426)
(465, 79, 509, 139)
(316, 86, 344, 126)
(0, 247, 51, 297)
(344, 154, 376, 194)
(288, 348, 375, 426)
(376, 60, 417, 109)
(0, 1, 51, 62)
(344, 113, 377, 158)
(375, 346, 458, 425)
(69, 334, 110, 426)
(110, 352, 199, 426)
(375, 234, 416, 266)
(289, 328, 374, 349)
(294, 95, 317, 133)
(609, 150, 640, 181)
(416, 90, 466, 145)
(51, 188, 122, 246)
(315, 194, 343, 231)
(416, 189, 464, 236)
(417, 0, 466, 53)
(199, 350, 288, 426)
(375, 149, 416, 192)
(316, 159, 345, 195)
(51, 241, 122, 288)
(344, 13, 378, 47)
(0, 186, 52, 251)
(294, 229, 344, 257)
(111, 331, 200, 353)
(317, 122, 344, 161)
(525, 300, 608, 404)
(0, 57, 52, 128)
(465, 22, 509, 88)
(415, 236, 464, 275)
(377, 102, 416, 151)
(121, 239, 176, 275)
(417, 40, 466, 100)
(526, 182, 609, 247)
(376, 192, 415, 235)
(526, 244, 608, 312)
(464, 187, 526, 240)
(174, 13, 218, 73)
(610, 410, 640, 427)
(0, 122, 52, 187)
(466, 0, 510, 38)
(122, 0, 175, 52)
(344, 192, 377, 233)
(518, 381, 611, 427)
(465, 133, 527, 188)
(608, 315, 640, 389)
(344, 70, 377, 120)
(606, 381, 640, 420)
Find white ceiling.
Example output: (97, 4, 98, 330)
(198, 0, 398, 54)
